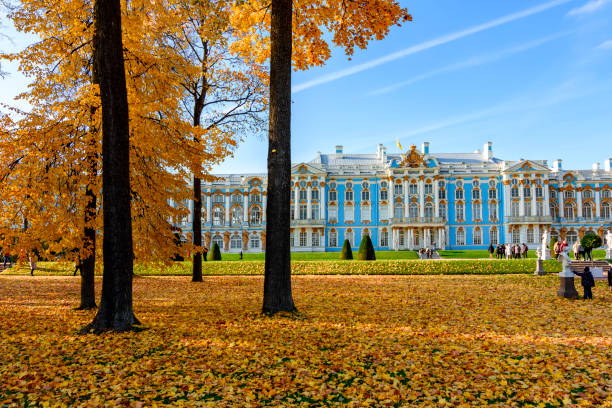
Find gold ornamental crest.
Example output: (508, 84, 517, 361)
(400, 145, 427, 168)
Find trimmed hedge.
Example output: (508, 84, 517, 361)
(357, 235, 376, 260)
(340, 240, 353, 260)
(211, 242, 222, 261)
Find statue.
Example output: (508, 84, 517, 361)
(606, 229, 612, 259)
(534, 247, 545, 275)
(556, 246, 579, 298)
(540, 229, 551, 260)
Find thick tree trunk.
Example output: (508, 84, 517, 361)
(192, 174, 203, 282)
(262, 0, 296, 314)
(78, 177, 97, 310)
(82, 0, 138, 333)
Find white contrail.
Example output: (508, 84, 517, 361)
(368, 31, 572, 96)
(291, 0, 574, 94)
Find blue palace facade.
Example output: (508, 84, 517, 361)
(174, 142, 612, 253)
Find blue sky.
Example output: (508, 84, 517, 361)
(2, 0, 611, 173)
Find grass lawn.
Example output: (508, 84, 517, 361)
(0, 275, 610, 407)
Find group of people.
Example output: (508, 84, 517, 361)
(571, 241, 593, 261)
(417, 248, 434, 259)
(489, 243, 529, 259)
(2, 249, 37, 275)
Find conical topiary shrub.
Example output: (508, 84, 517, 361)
(211, 242, 222, 261)
(357, 235, 376, 260)
(340, 239, 353, 260)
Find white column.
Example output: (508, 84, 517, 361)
(418, 178, 425, 218)
(320, 185, 326, 220)
(307, 185, 312, 219)
(577, 188, 583, 218)
(519, 182, 525, 216)
(403, 179, 409, 218)
(434, 179, 440, 216)
(225, 191, 230, 226)
(531, 185, 536, 217)
(243, 192, 249, 225)
(595, 188, 601, 218)
(503, 182, 511, 220)
(544, 183, 551, 216)
(206, 191, 212, 223)
(558, 189, 564, 219)
(294, 184, 299, 220)
(263, 193, 267, 223)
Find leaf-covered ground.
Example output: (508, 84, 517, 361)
(0, 275, 610, 407)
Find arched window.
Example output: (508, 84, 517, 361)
(550, 202, 559, 219)
(230, 235, 242, 249)
(536, 201, 544, 217)
(249, 206, 262, 225)
(583, 202, 593, 220)
(456, 229, 465, 246)
(602, 202, 611, 219)
(250, 192, 261, 203)
(311, 204, 320, 220)
(329, 230, 338, 247)
(212, 234, 223, 249)
(456, 203, 464, 221)
(524, 201, 532, 216)
(394, 203, 403, 219)
(564, 202, 575, 220)
(566, 230, 578, 245)
(380, 230, 389, 247)
(488, 202, 498, 221)
(512, 228, 520, 244)
(231, 193, 243, 203)
(409, 203, 418, 218)
(231, 206, 242, 226)
(511, 201, 519, 217)
(213, 206, 224, 226)
(344, 205, 354, 222)
(472, 203, 482, 220)
(602, 189, 611, 199)
(438, 203, 447, 220)
(473, 228, 482, 245)
(424, 202, 434, 218)
(489, 228, 498, 245)
(360, 204, 371, 222)
(312, 231, 320, 247)
(213, 194, 224, 203)
(249, 234, 260, 249)
(582, 189, 592, 199)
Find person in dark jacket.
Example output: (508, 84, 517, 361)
(574, 266, 595, 299)
(488, 244, 494, 258)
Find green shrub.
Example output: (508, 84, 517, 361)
(340, 239, 353, 260)
(357, 235, 376, 260)
(211, 242, 222, 261)
(581, 233, 602, 250)
(549, 236, 558, 258)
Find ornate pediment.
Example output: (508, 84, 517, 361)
(504, 160, 549, 173)
(400, 145, 427, 168)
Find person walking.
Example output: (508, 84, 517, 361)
(488, 243, 494, 259)
(522, 243, 528, 259)
(574, 266, 595, 300)
(505, 244, 511, 260)
(28, 252, 37, 276)
(572, 241, 580, 260)
(553, 240, 561, 259)
(585, 245, 592, 262)
(3, 250, 11, 269)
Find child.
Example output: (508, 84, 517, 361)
(574, 266, 595, 300)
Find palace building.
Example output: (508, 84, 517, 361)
(173, 142, 612, 253)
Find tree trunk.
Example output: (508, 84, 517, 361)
(78, 158, 97, 310)
(262, 0, 296, 314)
(192, 174, 203, 282)
(81, 0, 138, 333)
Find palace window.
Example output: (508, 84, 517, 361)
(488, 180, 496, 189)
(311, 204, 320, 220)
(329, 182, 337, 189)
(399, 230, 405, 247)
(213, 194, 224, 203)
(312, 232, 320, 247)
(361, 204, 371, 222)
(213, 207, 224, 226)
(524, 186, 531, 197)
(231, 194, 242, 203)
(564, 203, 575, 220)
(361, 190, 370, 201)
(290, 205, 295, 220)
(511, 201, 519, 217)
(535, 187, 543, 198)
(329, 230, 338, 247)
(424, 183, 433, 195)
(299, 204, 308, 220)
(345, 190, 354, 201)
(524, 201, 532, 217)
(380, 181, 388, 188)
(566, 230, 578, 245)
(512, 228, 520, 244)
(329, 190, 337, 201)
(250, 192, 261, 203)
(250, 236, 260, 249)
(602, 202, 611, 219)
(438, 189, 446, 200)
(455, 189, 464, 200)
(409, 184, 418, 195)
(472, 189, 480, 200)
(290, 234, 294, 247)
(536, 201, 544, 217)
(230, 235, 242, 249)
(231, 206, 242, 226)
(380, 205, 388, 220)
(439, 181, 446, 188)
(394, 203, 403, 218)
(583, 202, 593, 219)
(311, 189, 319, 200)
(328, 206, 337, 221)
(249, 206, 261, 225)
(473, 228, 482, 245)
(472, 203, 481, 220)
(601, 189, 611, 199)
(380, 190, 388, 201)
(409, 203, 419, 218)
(511, 187, 519, 198)
(380, 230, 389, 247)
(456, 203, 464, 221)
(551, 190, 557, 199)
(564, 190, 574, 199)
(456, 180, 464, 188)
(489, 228, 498, 246)
(299, 231, 307, 247)
(456, 229, 465, 246)
(488, 202, 497, 221)
(212, 234, 223, 249)
(488, 189, 496, 200)
(424, 202, 434, 218)
(345, 230, 354, 247)
(527, 228, 535, 244)
(582, 189, 592, 199)
(550, 203, 559, 219)
(394, 184, 403, 195)
(299, 190, 307, 200)
(344, 206, 354, 222)
(438, 203, 447, 220)
(511, 179, 518, 186)
(473, 179, 480, 188)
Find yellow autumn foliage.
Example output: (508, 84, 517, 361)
(0, 275, 610, 406)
